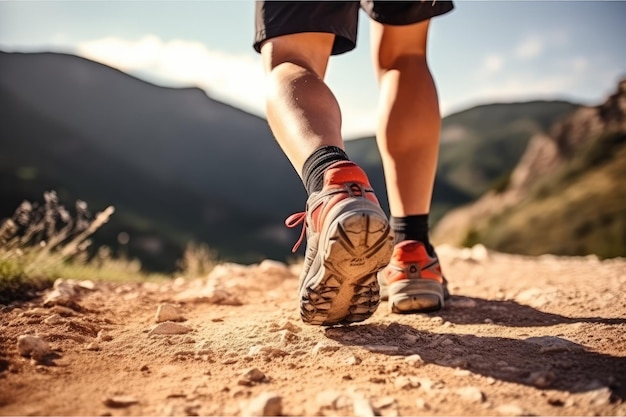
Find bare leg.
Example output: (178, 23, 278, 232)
(370, 20, 441, 217)
(260, 32, 344, 175)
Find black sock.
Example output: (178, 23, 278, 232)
(301, 146, 350, 195)
(390, 215, 435, 256)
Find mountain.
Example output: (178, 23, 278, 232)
(432, 79, 626, 259)
(0, 51, 304, 270)
(0, 50, 587, 270)
(346, 101, 579, 223)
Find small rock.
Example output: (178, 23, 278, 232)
(351, 394, 375, 417)
(316, 390, 345, 409)
(196, 341, 212, 355)
(405, 354, 424, 367)
(238, 368, 268, 386)
(371, 396, 397, 410)
(103, 395, 139, 408)
(17, 335, 51, 361)
(495, 403, 525, 416)
(345, 354, 362, 365)
(85, 342, 100, 351)
(155, 303, 185, 323)
(148, 322, 192, 335)
(43, 314, 64, 325)
(248, 345, 289, 358)
(241, 392, 282, 417)
(97, 330, 113, 342)
(415, 398, 430, 410)
(78, 280, 96, 290)
(277, 330, 299, 344)
(456, 386, 485, 403)
(394, 376, 420, 389)
(42, 278, 82, 309)
(312, 341, 341, 355)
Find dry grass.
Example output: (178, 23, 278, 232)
(0, 192, 166, 303)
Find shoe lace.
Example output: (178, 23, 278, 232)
(285, 211, 307, 253)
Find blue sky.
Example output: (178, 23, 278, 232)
(1, 1, 625, 139)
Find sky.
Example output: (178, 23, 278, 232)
(1, 1, 625, 139)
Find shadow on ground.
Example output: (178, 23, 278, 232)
(324, 296, 626, 402)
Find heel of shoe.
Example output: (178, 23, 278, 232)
(388, 279, 444, 313)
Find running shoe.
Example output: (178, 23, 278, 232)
(378, 240, 449, 313)
(286, 161, 394, 325)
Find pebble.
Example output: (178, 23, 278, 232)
(238, 368, 268, 386)
(85, 342, 100, 351)
(405, 354, 424, 367)
(394, 376, 420, 389)
(456, 386, 485, 403)
(344, 354, 362, 365)
(97, 330, 113, 342)
(148, 322, 192, 335)
(248, 345, 289, 358)
(371, 396, 397, 410)
(17, 335, 51, 361)
(43, 314, 64, 325)
(352, 393, 375, 417)
(415, 398, 430, 410)
(42, 279, 82, 309)
(103, 395, 139, 408)
(312, 341, 341, 355)
(277, 330, 299, 344)
(196, 341, 212, 355)
(241, 392, 282, 417)
(316, 390, 345, 409)
(495, 403, 525, 416)
(155, 303, 185, 323)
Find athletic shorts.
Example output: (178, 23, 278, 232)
(254, 1, 454, 55)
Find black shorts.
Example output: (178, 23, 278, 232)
(254, 1, 454, 55)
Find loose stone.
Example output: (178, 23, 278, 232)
(17, 335, 51, 362)
(155, 303, 185, 323)
(148, 322, 192, 336)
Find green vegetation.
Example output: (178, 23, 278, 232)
(473, 132, 626, 258)
(438, 101, 580, 199)
(0, 192, 171, 304)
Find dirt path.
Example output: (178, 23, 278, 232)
(1, 245, 625, 416)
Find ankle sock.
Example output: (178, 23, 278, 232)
(390, 215, 435, 256)
(301, 146, 350, 195)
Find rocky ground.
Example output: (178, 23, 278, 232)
(1, 245, 625, 416)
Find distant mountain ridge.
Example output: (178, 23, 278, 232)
(0, 50, 586, 270)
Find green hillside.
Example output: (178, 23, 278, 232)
(438, 101, 579, 198)
(468, 131, 626, 258)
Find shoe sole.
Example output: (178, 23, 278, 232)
(300, 201, 393, 326)
(387, 279, 445, 313)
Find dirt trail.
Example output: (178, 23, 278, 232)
(1, 245, 625, 416)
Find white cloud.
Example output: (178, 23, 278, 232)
(515, 35, 543, 60)
(482, 54, 504, 74)
(572, 57, 588, 72)
(75, 35, 266, 116)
